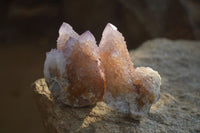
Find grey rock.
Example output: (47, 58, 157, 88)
(33, 38, 200, 133)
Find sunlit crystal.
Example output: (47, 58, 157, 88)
(57, 22, 79, 51)
(99, 23, 161, 119)
(44, 22, 161, 119)
(44, 23, 105, 107)
(99, 23, 135, 113)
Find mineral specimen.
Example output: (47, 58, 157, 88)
(99, 24, 161, 119)
(44, 22, 161, 119)
(44, 23, 105, 107)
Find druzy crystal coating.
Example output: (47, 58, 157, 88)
(44, 22, 161, 119)
(44, 23, 105, 107)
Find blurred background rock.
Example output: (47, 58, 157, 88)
(0, 0, 199, 132)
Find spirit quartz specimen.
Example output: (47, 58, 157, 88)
(44, 23, 105, 107)
(44, 22, 161, 119)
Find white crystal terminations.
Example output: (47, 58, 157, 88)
(44, 22, 161, 119)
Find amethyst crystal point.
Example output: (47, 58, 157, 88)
(44, 22, 161, 119)
(57, 22, 79, 51)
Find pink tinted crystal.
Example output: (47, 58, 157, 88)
(44, 23, 105, 107)
(44, 22, 161, 119)
(99, 23, 161, 119)
(57, 22, 79, 51)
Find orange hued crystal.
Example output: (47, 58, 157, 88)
(99, 24, 161, 119)
(44, 23, 105, 107)
(44, 22, 161, 119)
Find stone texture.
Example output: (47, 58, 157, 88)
(33, 39, 200, 133)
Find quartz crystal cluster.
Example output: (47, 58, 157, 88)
(44, 23, 105, 107)
(44, 22, 161, 119)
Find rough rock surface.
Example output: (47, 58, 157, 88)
(33, 39, 200, 133)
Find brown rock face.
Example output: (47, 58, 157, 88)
(33, 39, 200, 133)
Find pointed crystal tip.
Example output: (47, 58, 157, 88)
(59, 22, 73, 34)
(106, 23, 117, 31)
(79, 30, 96, 43)
(101, 23, 119, 40)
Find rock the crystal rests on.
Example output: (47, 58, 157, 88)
(44, 22, 161, 119)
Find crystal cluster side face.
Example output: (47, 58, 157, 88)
(44, 22, 161, 119)
(99, 24, 135, 113)
(130, 67, 161, 119)
(44, 23, 105, 107)
(99, 24, 161, 119)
